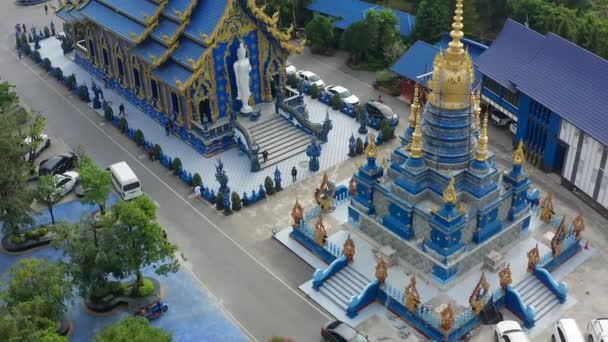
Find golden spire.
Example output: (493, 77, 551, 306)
(475, 112, 488, 161)
(446, 0, 465, 69)
(473, 87, 481, 130)
(366, 134, 378, 158)
(409, 84, 420, 128)
(443, 177, 458, 204)
(410, 105, 423, 158)
(513, 140, 525, 165)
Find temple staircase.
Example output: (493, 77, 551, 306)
(316, 266, 371, 311)
(513, 274, 561, 322)
(248, 116, 312, 170)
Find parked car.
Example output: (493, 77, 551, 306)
(490, 110, 513, 127)
(587, 318, 608, 342)
(553, 318, 585, 342)
(365, 100, 399, 129)
(286, 61, 296, 76)
(296, 70, 325, 89)
(22, 134, 51, 161)
(509, 121, 518, 136)
(45, 171, 79, 203)
(38, 153, 78, 176)
(321, 320, 368, 342)
(494, 320, 530, 342)
(323, 85, 360, 106)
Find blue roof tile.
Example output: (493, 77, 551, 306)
(150, 18, 180, 44)
(152, 60, 192, 88)
(97, 0, 158, 25)
(171, 37, 206, 69)
(132, 39, 168, 64)
(80, 1, 146, 43)
(510, 33, 608, 145)
(474, 19, 545, 92)
(56, 7, 77, 23)
(308, 0, 415, 37)
(184, 0, 230, 44)
(165, 0, 193, 21)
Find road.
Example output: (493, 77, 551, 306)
(0, 3, 332, 341)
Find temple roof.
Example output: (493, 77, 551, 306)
(183, 0, 229, 44)
(150, 18, 181, 45)
(151, 60, 193, 88)
(97, 0, 159, 26)
(307, 0, 416, 37)
(80, 1, 146, 43)
(171, 37, 206, 70)
(164, 0, 195, 21)
(132, 39, 169, 64)
(476, 19, 608, 145)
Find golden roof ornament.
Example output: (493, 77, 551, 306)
(473, 88, 481, 131)
(469, 272, 490, 314)
(475, 112, 489, 161)
(513, 140, 525, 165)
(410, 106, 423, 158)
(527, 243, 540, 272)
(291, 199, 303, 227)
(499, 264, 512, 291)
(343, 234, 355, 262)
(366, 134, 378, 158)
(443, 177, 458, 204)
(409, 84, 420, 128)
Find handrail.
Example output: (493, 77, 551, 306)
(504, 285, 536, 328)
(313, 255, 348, 290)
(533, 265, 568, 303)
(234, 119, 255, 151)
(278, 95, 322, 136)
(346, 279, 380, 318)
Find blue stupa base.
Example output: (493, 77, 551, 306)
(470, 159, 490, 173)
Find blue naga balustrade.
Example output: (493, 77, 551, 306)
(312, 255, 348, 290)
(504, 285, 536, 328)
(290, 226, 337, 265)
(533, 266, 568, 304)
(346, 279, 380, 318)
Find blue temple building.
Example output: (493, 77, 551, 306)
(348, 4, 532, 285)
(56, 0, 301, 157)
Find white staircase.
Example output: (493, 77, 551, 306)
(317, 266, 371, 310)
(248, 116, 312, 169)
(514, 275, 561, 322)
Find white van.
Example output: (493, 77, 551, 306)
(109, 162, 143, 200)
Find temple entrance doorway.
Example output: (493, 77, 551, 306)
(199, 98, 212, 124)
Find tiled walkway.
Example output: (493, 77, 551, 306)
(38, 38, 374, 195)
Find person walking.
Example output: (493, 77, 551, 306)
(193, 184, 201, 200)
(262, 150, 269, 162)
(147, 146, 154, 161)
(119, 103, 125, 117)
(165, 121, 171, 136)
(44, 4, 48, 15)
(291, 166, 297, 182)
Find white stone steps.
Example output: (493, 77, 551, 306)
(254, 126, 302, 145)
(323, 279, 354, 303)
(514, 275, 536, 292)
(535, 298, 560, 322)
(248, 116, 284, 131)
(528, 288, 554, 308)
(249, 117, 288, 134)
(521, 281, 546, 303)
(250, 121, 292, 138)
(319, 284, 349, 310)
(257, 130, 310, 152)
(259, 142, 310, 170)
(332, 272, 366, 295)
(341, 266, 372, 288)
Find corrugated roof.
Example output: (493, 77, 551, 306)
(184, 0, 229, 44)
(97, 0, 158, 25)
(171, 37, 206, 70)
(307, 0, 415, 37)
(510, 33, 608, 145)
(132, 39, 168, 64)
(151, 60, 192, 88)
(80, 1, 146, 43)
(474, 19, 545, 92)
(56, 6, 77, 23)
(150, 18, 180, 44)
(164, 0, 194, 21)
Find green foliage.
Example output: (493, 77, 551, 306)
(25, 114, 46, 165)
(153, 144, 162, 160)
(305, 15, 335, 54)
(216, 191, 225, 211)
(411, 0, 450, 42)
(310, 83, 319, 99)
(0, 301, 68, 342)
(136, 278, 154, 297)
(94, 316, 172, 342)
(42, 57, 52, 72)
(231, 192, 241, 211)
(134, 129, 144, 146)
(4, 258, 73, 323)
(23, 41, 31, 56)
(288, 73, 298, 88)
(355, 137, 364, 154)
(79, 157, 113, 214)
(119, 117, 128, 133)
(192, 173, 202, 187)
(33, 50, 41, 63)
(66, 74, 77, 91)
(108, 195, 179, 290)
(171, 157, 182, 175)
(78, 84, 91, 102)
(23, 226, 48, 241)
(104, 105, 113, 121)
(381, 119, 395, 140)
(54, 67, 63, 81)
(264, 176, 275, 195)
(332, 93, 341, 110)
(36, 175, 59, 224)
(44, 26, 50, 38)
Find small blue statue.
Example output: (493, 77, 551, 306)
(348, 134, 356, 157)
(274, 166, 282, 191)
(358, 107, 368, 134)
(214, 158, 230, 195)
(258, 184, 266, 199)
(242, 192, 249, 206)
(306, 138, 321, 172)
(317, 109, 333, 142)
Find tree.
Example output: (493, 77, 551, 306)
(109, 195, 179, 289)
(231, 192, 241, 211)
(25, 114, 46, 165)
(216, 191, 225, 211)
(36, 175, 59, 225)
(310, 83, 319, 99)
(4, 258, 73, 323)
(94, 316, 171, 342)
(342, 20, 375, 65)
(305, 15, 335, 54)
(381, 119, 395, 140)
(411, 0, 450, 42)
(355, 137, 364, 154)
(0, 82, 19, 112)
(79, 157, 113, 215)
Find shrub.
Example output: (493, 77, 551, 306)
(355, 137, 364, 154)
(264, 176, 275, 195)
(43, 26, 50, 38)
(32, 50, 41, 63)
(104, 105, 113, 121)
(153, 144, 162, 160)
(134, 129, 144, 146)
(42, 57, 52, 71)
(171, 157, 182, 175)
(332, 93, 341, 110)
(215, 192, 224, 211)
(119, 117, 128, 133)
(310, 83, 319, 99)
(54, 67, 63, 80)
(231, 192, 241, 211)
(23, 41, 31, 56)
(136, 279, 154, 297)
(78, 84, 91, 102)
(192, 173, 202, 187)
(10, 234, 25, 244)
(381, 119, 395, 141)
(66, 74, 77, 90)
(288, 74, 297, 88)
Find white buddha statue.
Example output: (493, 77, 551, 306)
(233, 42, 253, 114)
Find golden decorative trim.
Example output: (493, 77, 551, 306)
(375, 256, 388, 285)
(513, 140, 525, 165)
(551, 215, 567, 256)
(291, 199, 304, 227)
(410, 100, 423, 158)
(440, 304, 455, 333)
(366, 134, 378, 158)
(527, 243, 540, 272)
(443, 177, 457, 204)
(499, 264, 512, 291)
(314, 215, 328, 246)
(343, 234, 355, 262)
(151, 41, 179, 68)
(540, 192, 554, 224)
(468, 272, 489, 314)
(475, 111, 489, 161)
(404, 275, 421, 312)
(572, 212, 584, 240)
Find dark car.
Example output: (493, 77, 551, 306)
(38, 153, 77, 176)
(321, 320, 368, 342)
(364, 100, 399, 129)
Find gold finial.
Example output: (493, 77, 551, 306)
(343, 234, 355, 263)
(513, 140, 525, 165)
(410, 84, 420, 128)
(473, 88, 481, 131)
(443, 177, 457, 204)
(475, 112, 488, 161)
(410, 106, 423, 158)
(366, 134, 378, 158)
(291, 198, 303, 227)
(446, 0, 465, 68)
